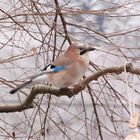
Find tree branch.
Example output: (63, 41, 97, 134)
(54, 0, 72, 44)
(1, 63, 140, 113)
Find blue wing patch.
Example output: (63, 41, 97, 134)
(42, 63, 65, 72)
(53, 66, 65, 72)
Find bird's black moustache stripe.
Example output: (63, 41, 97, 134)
(80, 50, 87, 55)
(80, 48, 95, 55)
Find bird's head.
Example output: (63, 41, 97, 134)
(70, 43, 95, 55)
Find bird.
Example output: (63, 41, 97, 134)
(10, 43, 95, 94)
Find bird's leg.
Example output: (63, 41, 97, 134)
(60, 87, 71, 92)
(59, 87, 73, 98)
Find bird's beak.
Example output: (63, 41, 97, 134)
(85, 47, 96, 52)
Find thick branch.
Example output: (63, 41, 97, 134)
(1, 63, 140, 113)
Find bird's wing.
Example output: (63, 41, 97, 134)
(42, 53, 74, 71)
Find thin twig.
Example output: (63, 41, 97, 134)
(54, 0, 72, 44)
(87, 85, 103, 140)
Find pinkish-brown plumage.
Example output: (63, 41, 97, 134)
(10, 43, 95, 94)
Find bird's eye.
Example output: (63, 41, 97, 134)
(79, 48, 84, 50)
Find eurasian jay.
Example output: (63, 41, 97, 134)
(10, 43, 95, 94)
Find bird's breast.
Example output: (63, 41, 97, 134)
(47, 55, 89, 88)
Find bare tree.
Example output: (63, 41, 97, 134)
(0, 0, 140, 140)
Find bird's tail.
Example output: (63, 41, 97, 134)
(10, 80, 32, 94)
(10, 70, 52, 94)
